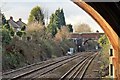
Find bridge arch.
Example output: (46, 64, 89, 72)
(83, 38, 96, 45)
(83, 38, 99, 51)
(73, 1, 120, 79)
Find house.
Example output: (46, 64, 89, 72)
(8, 16, 26, 31)
(16, 18, 26, 28)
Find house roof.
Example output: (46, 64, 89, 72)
(8, 17, 26, 29)
(16, 18, 26, 27)
(8, 17, 21, 28)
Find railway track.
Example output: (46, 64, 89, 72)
(59, 52, 97, 80)
(3, 52, 92, 79)
(34, 54, 90, 78)
(3, 55, 72, 76)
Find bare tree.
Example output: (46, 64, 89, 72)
(74, 23, 92, 33)
(54, 26, 69, 42)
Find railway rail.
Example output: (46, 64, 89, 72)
(34, 54, 90, 78)
(59, 53, 97, 80)
(2, 52, 87, 79)
(2, 52, 97, 80)
(3, 55, 72, 76)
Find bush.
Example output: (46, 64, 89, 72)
(2, 28, 12, 45)
(98, 35, 110, 73)
(2, 22, 76, 71)
(2, 51, 26, 71)
(16, 31, 23, 37)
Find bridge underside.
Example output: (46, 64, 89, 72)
(88, 2, 120, 37)
(73, 1, 120, 79)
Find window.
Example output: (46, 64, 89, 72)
(110, 64, 113, 76)
(110, 49, 113, 56)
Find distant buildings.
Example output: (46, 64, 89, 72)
(8, 16, 26, 31)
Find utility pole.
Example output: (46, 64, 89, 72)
(0, 8, 2, 26)
(45, 8, 49, 27)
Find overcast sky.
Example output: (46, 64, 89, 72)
(1, 0, 104, 32)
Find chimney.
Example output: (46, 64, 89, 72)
(96, 30, 99, 40)
(96, 30, 99, 33)
(10, 16, 13, 20)
(19, 18, 22, 21)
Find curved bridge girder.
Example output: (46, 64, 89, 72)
(73, 1, 120, 51)
(72, 1, 120, 79)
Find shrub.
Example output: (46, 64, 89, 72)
(16, 31, 23, 37)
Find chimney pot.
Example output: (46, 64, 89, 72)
(19, 18, 22, 21)
(96, 30, 99, 33)
(10, 16, 13, 20)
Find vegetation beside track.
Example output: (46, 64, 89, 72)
(1, 7, 76, 71)
(98, 35, 110, 77)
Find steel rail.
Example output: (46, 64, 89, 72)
(7, 53, 88, 79)
(59, 52, 97, 80)
(3, 53, 79, 78)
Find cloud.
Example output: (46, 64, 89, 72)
(3, 1, 104, 33)
(65, 14, 104, 32)
(2, 0, 70, 2)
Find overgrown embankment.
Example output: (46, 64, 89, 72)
(1, 6, 76, 72)
(2, 22, 76, 72)
(98, 35, 110, 77)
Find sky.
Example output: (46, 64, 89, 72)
(0, 0, 104, 32)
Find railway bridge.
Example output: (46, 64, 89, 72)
(69, 32, 104, 51)
(73, 0, 120, 79)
